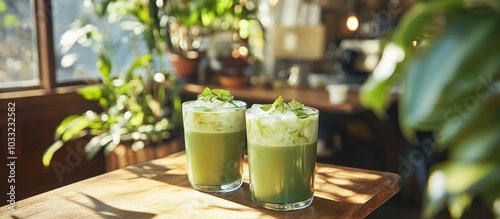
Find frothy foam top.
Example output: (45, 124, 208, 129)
(183, 100, 246, 132)
(246, 104, 318, 146)
(184, 99, 246, 111)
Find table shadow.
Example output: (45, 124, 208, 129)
(65, 193, 156, 219)
(123, 161, 193, 189)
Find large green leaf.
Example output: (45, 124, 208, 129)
(42, 141, 64, 166)
(54, 115, 79, 140)
(360, 69, 401, 119)
(438, 97, 500, 147)
(402, 12, 500, 131)
(391, 0, 462, 50)
(423, 161, 500, 218)
(78, 85, 104, 101)
(360, 1, 500, 218)
(361, 0, 466, 136)
(443, 105, 500, 161)
(61, 116, 93, 142)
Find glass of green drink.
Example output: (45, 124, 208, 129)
(246, 97, 319, 211)
(182, 88, 246, 193)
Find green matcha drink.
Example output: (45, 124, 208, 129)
(248, 143, 316, 203)
(182, 88, 246, 192)
(246, 97, 319, 211)
(185, 129, 245, 186)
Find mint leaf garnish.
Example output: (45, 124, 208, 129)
(261, 97, 309, 118)
(260, 104, 272, 111)
(199, 87, 212, 97)
(211, 89, 234, 102)
(293, 109, 309, 119)
(288, 99, 308, 119)
(261, 96, 284, 112)
(288, 99, 304, 110)
(198, 87, 235, 104)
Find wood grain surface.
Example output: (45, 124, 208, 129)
(2, 152, 400, 218)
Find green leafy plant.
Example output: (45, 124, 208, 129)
(360, 0, 500, 218)
(43, 0, 181, 166)
(165, 0, 261, 58)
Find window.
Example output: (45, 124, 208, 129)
(52, 0, 148, 84)
(52, 0, 100, 83)
(0, 0, 148, 92)
(0, 0, 39, 89)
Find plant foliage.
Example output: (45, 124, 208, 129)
(360, 0, 500, 218)
(164, 0, 261, 57)
(43, 0, 181, 166)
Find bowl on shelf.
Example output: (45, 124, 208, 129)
(326, 84, 350, 104)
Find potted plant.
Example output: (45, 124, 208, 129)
(43, 0, 183, 171)
(210, 30, 253, 88)
(360, 0, 499, 218)
(165, 0, 262, 83)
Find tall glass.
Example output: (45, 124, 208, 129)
(246, 105, 319, 211)
(182, 100, 246, 192)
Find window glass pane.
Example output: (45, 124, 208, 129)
(0, 0, 39, 89)
(52, 0, 98, 83)
(52, 0, 149, 83)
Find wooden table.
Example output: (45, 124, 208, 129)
(2, 152, 400, 218)
(183, 83, 367, 114)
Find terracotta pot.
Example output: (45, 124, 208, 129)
(168, 53, 199, 78)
